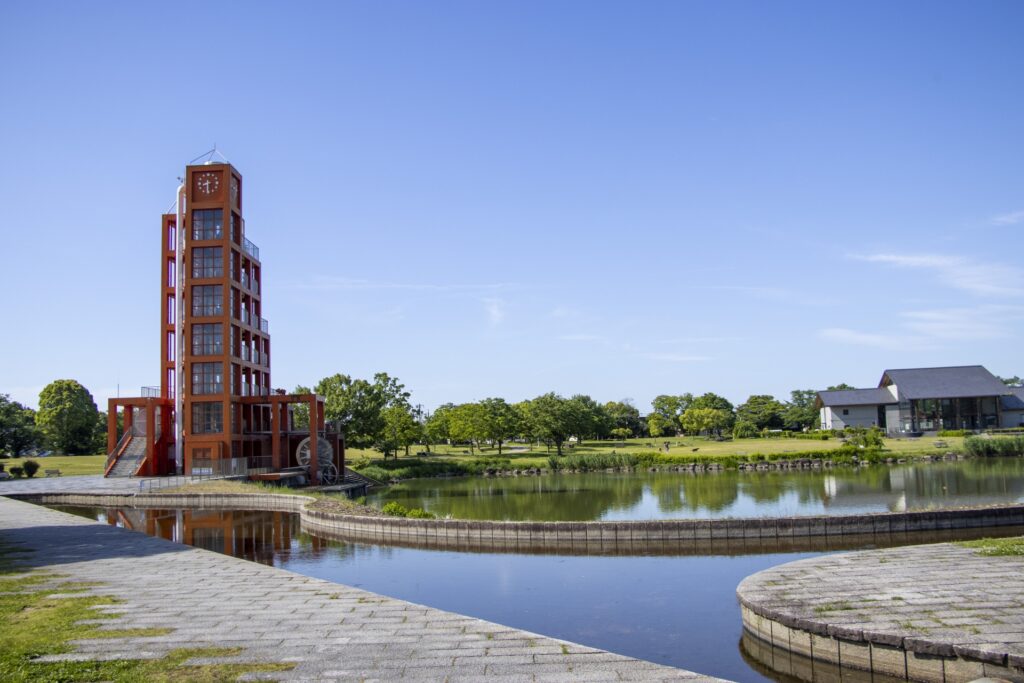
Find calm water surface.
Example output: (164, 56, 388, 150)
(57, 504, 809, 682)
(51, 459, 1024, 682)
(367, 458, 1024, 520)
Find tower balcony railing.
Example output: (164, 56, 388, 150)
(240, 346, 251, 362)
(259, 317, 269, 333)
(240, 309, 251, 325)
(140, 386, 161, 398)
(243, 237, 259, 261)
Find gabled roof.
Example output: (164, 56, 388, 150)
(1002, 387, 1024, 411)
(881, 366, 1008, 400)
(817, 388, 896, 407)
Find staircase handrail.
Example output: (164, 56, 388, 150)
(105, 430, 132, 475)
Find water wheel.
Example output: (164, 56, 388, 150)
(295, 436, 338, 485)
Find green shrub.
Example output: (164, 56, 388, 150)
(9, 466, 24, 478)
(733, 422, 759, 439)
(381, 501, 409, 517)
(547, 452, 639, 471)
(406, 508, 435, 519)
(938, 429, 969, 437)
(964, 435, 1024, 457)
(22, 459, 40, 478)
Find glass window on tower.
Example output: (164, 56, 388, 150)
(191, 323, 223, 356)
(192, 209, 223, 240)
(192, 247, 223, 278)
(191, 402, 223, 434)
(192, 362, 223, 395)
(191, 285, 222, 317)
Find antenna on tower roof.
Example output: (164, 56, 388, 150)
(188, 145, 230, 165)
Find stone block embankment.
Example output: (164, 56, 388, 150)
(12, 490, 1024, 556)
(737, 543, 1024, 682)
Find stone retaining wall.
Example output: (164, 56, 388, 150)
(13, 491, 1024, 556)
(736, 544, 1024, 682)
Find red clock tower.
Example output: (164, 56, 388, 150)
(105, 154, 342, 484)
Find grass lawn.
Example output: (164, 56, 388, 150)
(1, 454, 107, 478)
(347, 434, 965, 469)
(0, 541, 294, 682)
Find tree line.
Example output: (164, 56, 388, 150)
(291, 373, 843, 458)
(6, 373, 1019, 458)
(0, 380, 107, 457)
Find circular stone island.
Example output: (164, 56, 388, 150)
(737, 541, 1024, 682)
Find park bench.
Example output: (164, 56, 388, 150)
(44, 469, 62, 477)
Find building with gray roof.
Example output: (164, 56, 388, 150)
(816, 365, 1021, 434)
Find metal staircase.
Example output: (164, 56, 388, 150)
(107, 436, 147, 477)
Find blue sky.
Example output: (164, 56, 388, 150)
(1, 1, 1022, 413)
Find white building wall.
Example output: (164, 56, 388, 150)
(824, 405, 881, 430)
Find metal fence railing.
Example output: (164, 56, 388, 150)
(137, 457, 249, 492)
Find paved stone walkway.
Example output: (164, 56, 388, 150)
(0, 473, 154, 495)
(0, 497, 722, 682)
(737, 542, 1024, 680)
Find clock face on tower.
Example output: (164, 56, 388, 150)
(194, 171, 221, 197)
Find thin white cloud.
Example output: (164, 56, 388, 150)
(992, 210, 1024, 226)
(643, 353, 712, 362)
(482, 298, 505, 326)
(854, 253, 1024, 298)
(818, 328, 919, 350)
(819, 304, 1024, 350)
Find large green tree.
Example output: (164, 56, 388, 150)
(648, 394, 692, 436)
(782, 389, 819, 431)
(568, 394, 610, 442)
(604, 400, 644, 438)
(0, 394, 40, 457)
(424, 403, 455, 447)
(376, 403, 423, 459)
(736, 394, 785, 431)
(36, 380, 100, 454)
(521, 393, 575, 456)
(447, 403, 485, 453)
(313, 372, 410, 449)
(478, 398, 521, 455)
(679, 407, 732, 436)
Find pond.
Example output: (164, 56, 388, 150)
(53, 504, 1024, 683)
(366, 457, 1024, 520)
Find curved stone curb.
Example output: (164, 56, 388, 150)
(11, 490, 1024, 557)
(0, 496, 724, 682)
(737, 543, 1024, 682)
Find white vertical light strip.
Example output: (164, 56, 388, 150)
(174, 181, 185, 473)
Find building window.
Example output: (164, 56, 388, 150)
(192, 362, 223, 395)
(192, 247, 223, 278)
(191, 402, 223, 434)
(191, 285, 222, 317)
(192, 209, 223, 240)
(842, 409, 849, 416)
(192, 323, 223, 356)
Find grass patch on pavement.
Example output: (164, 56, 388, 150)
(0, 565, 294, 682)
(958, 536, 1024, 556)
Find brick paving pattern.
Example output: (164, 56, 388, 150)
(0, 497, 723, 682)
(737, 542, 1024, 680)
